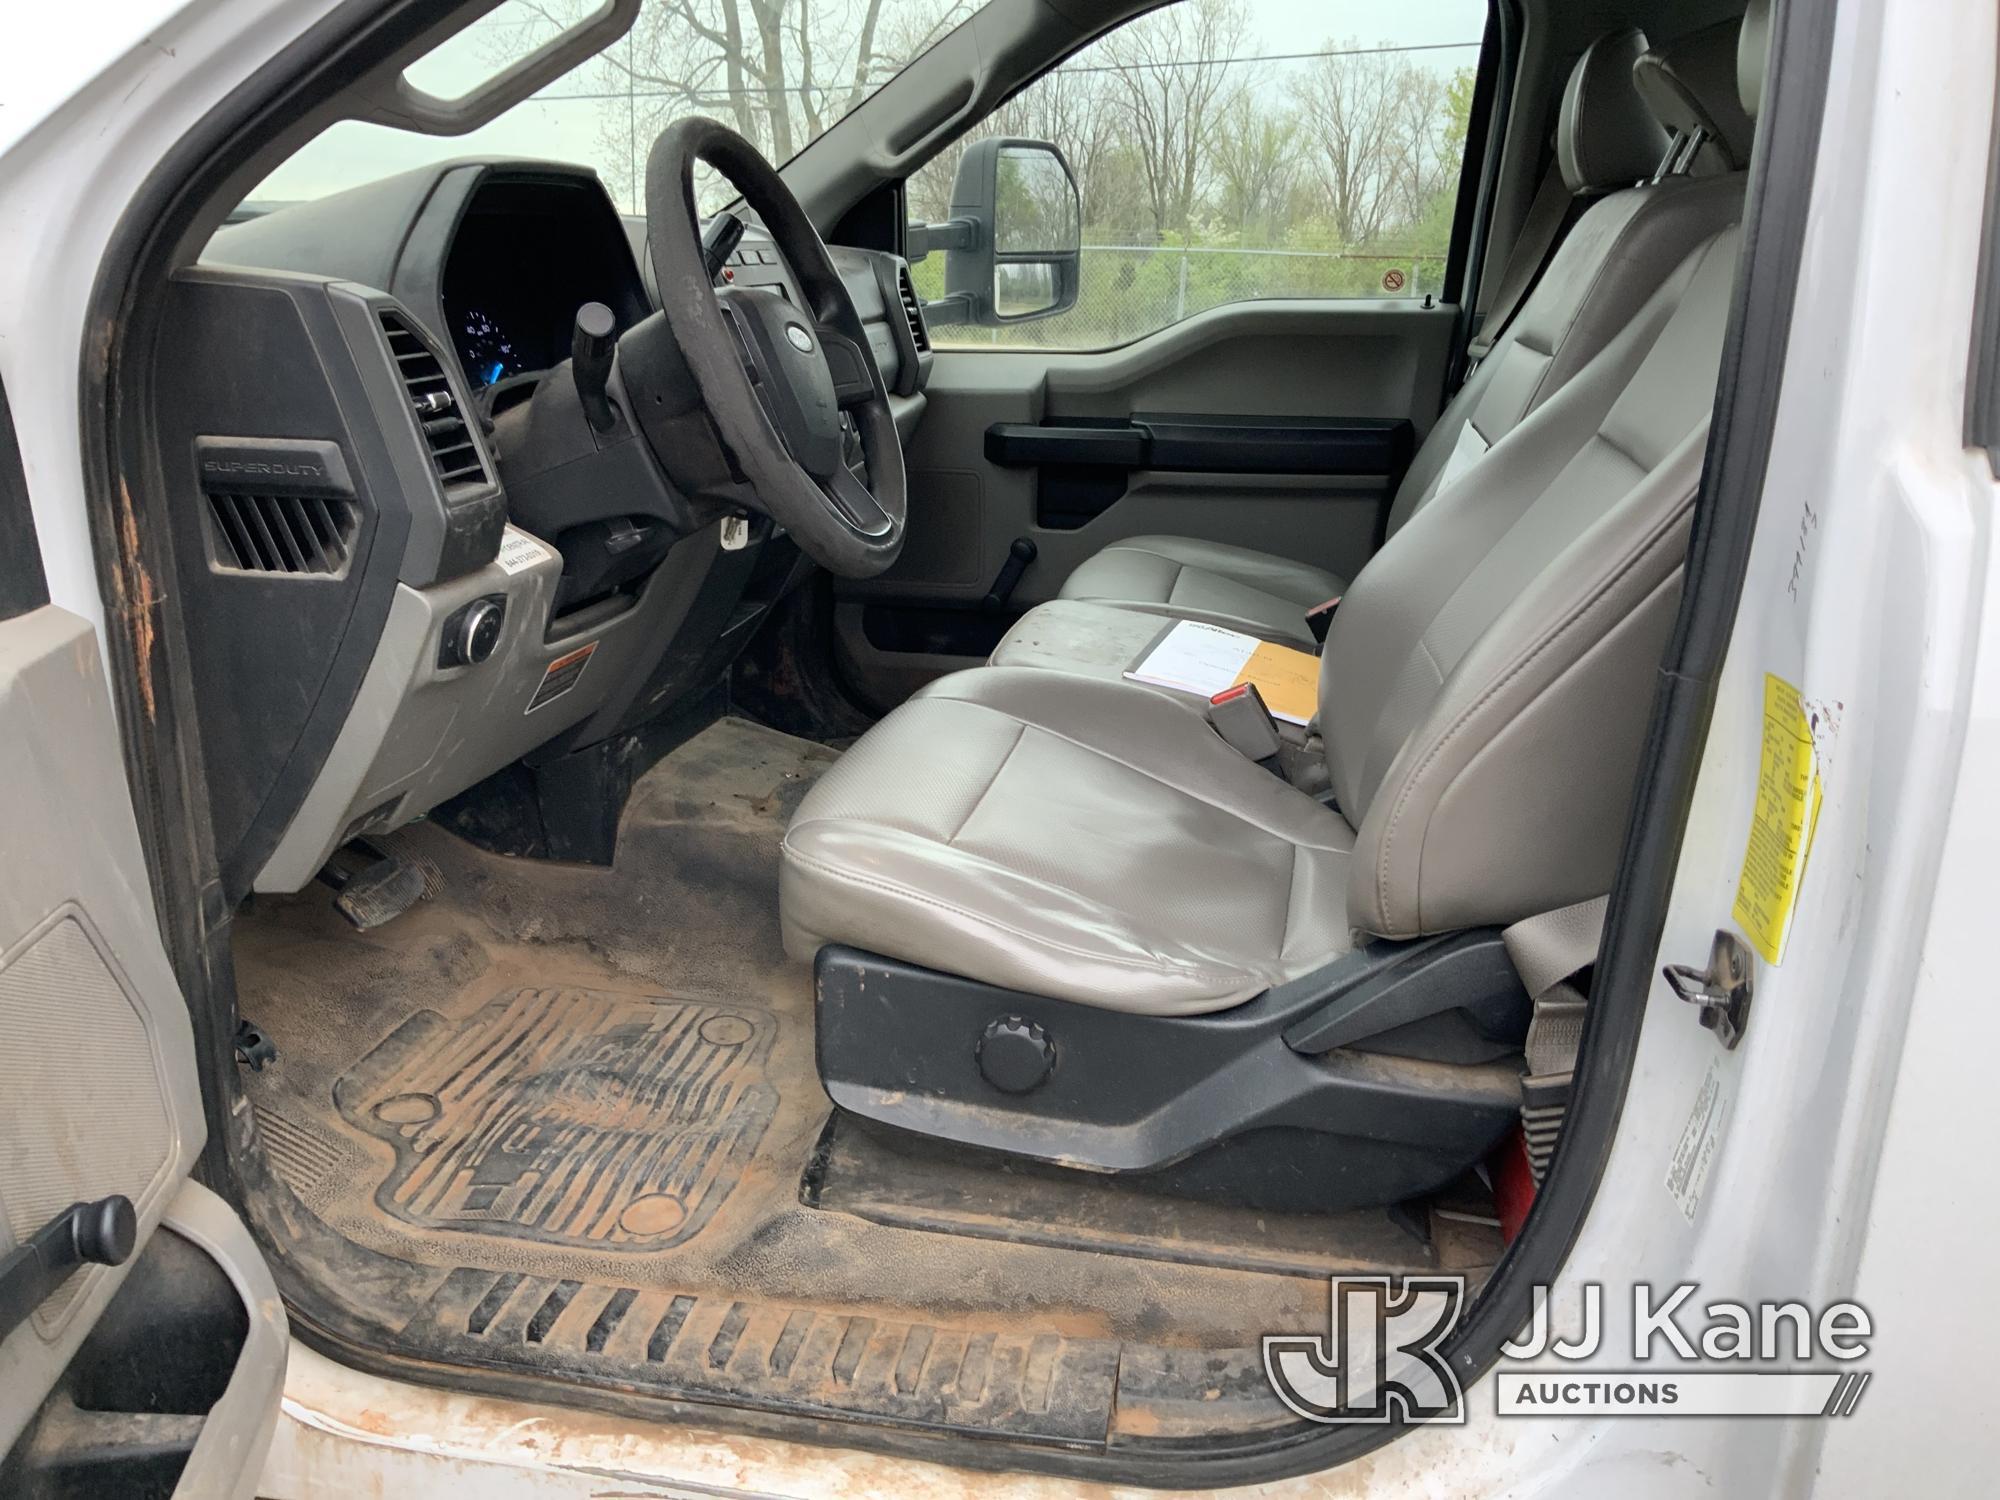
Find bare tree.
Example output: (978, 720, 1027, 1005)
(1208, 90, 1298, 236)
(1385, 64, 1457, 228)
(511, 0, 971, 204)
(1287, 39, 1413, 245)
(1099, 0, 1247, 240)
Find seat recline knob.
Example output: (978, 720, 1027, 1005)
(977, 1015, 1055, 1093)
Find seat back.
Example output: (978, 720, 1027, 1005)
(1318, 4, 1770, 941)
(1324, 226, 1740, 939)
(1386, 23, 1747, 535)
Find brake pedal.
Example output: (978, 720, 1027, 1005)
(316, 838, 429, 930)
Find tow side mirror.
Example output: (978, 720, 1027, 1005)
(910, 138, 1081, 328)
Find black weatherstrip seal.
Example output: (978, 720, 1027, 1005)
(1964, 19, 2000, 468)
(82, 0, 1834, 1488)
(0, 377, 51, 622)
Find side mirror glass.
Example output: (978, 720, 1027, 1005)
(995, 261, 1059, 319)
(913, 138, 1081, 327)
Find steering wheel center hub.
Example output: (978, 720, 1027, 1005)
(721, 287, 843, 478)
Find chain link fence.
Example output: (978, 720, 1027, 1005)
(915, 241, 1449, 351)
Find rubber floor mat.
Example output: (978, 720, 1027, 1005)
(395, 1265, 1125, 1444)
(234, 719, 1428, 1447)
(334, 987, 779, 1252)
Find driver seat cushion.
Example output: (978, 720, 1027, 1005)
(1052, 535, 1343, 648)
(779, 667, 1357, 1015)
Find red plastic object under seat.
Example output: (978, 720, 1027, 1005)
(1492, 1124, 1536, 1244)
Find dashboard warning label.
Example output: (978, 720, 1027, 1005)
(527, 641, 596, 713)
(496, 525, 552, 575)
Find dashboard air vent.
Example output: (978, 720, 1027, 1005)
(204, 491, 357, 575)
(378, 310, 486, 489)
(895, 265, 931, 354)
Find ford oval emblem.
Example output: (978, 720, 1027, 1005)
(784, 324, 814, 353)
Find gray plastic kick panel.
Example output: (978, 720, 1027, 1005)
(256, 524, 682, 892)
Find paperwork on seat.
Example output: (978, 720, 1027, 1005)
(1124, 619, 1319, 725)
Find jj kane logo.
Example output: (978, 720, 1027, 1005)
(1264, 1279, 1872, 1425)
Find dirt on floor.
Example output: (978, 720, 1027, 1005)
(234, 717, 1470, 1357)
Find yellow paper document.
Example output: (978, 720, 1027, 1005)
(1239, 640, 1320, 725)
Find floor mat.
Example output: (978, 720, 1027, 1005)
(336, 987, 780, 1252)
(232, 715, 1491, 1449)
(394, 1265, 1126, 1443)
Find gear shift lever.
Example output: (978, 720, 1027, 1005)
(572, 301, 618, 435)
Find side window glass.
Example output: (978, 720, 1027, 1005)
(908, 0, 1488, 351)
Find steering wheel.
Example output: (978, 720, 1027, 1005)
(642, 117, 906, 578)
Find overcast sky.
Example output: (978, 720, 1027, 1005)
(256, 0, 1487, 209)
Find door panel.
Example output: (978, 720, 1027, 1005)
(0, 606, 203, 1434)
(836, 300, 1456, 706)
(0, 378, 282, 1493)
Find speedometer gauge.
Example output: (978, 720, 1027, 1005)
(457, 308, 516, 388)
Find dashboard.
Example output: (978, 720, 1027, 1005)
(182, 158, 929, 903)
(439, 176, 650, 394)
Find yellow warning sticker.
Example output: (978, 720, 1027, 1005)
(1732, 673, 1823, 964)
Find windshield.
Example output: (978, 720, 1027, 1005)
(253, 0, 979, 212)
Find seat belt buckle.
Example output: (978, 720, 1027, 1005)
(1304, 595, 1341, 645)
(1207, 682, 1283, 769)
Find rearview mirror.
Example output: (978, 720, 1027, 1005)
(911, 138, 1081, 328)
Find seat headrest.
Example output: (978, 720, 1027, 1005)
(1739, 0, 1771, 121)
(1633, 17, 1757, 171)
(1557, 28, 1672, 194)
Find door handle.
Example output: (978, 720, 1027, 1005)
(0, 1195, 136, 1341)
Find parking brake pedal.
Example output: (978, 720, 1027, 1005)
(316, 838, 428, 930)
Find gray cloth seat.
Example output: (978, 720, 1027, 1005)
(1029, 22, 1745, 657)
(780, 10, 1767, 1020)
(784, 225, 1746, 1012)
(1027, 534, 1343, 648)
(780, 666, 1357, 1015)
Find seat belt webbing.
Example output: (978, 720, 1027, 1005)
(1503, 895, 1608, 1182)
(1465, 164, 1575, 369)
